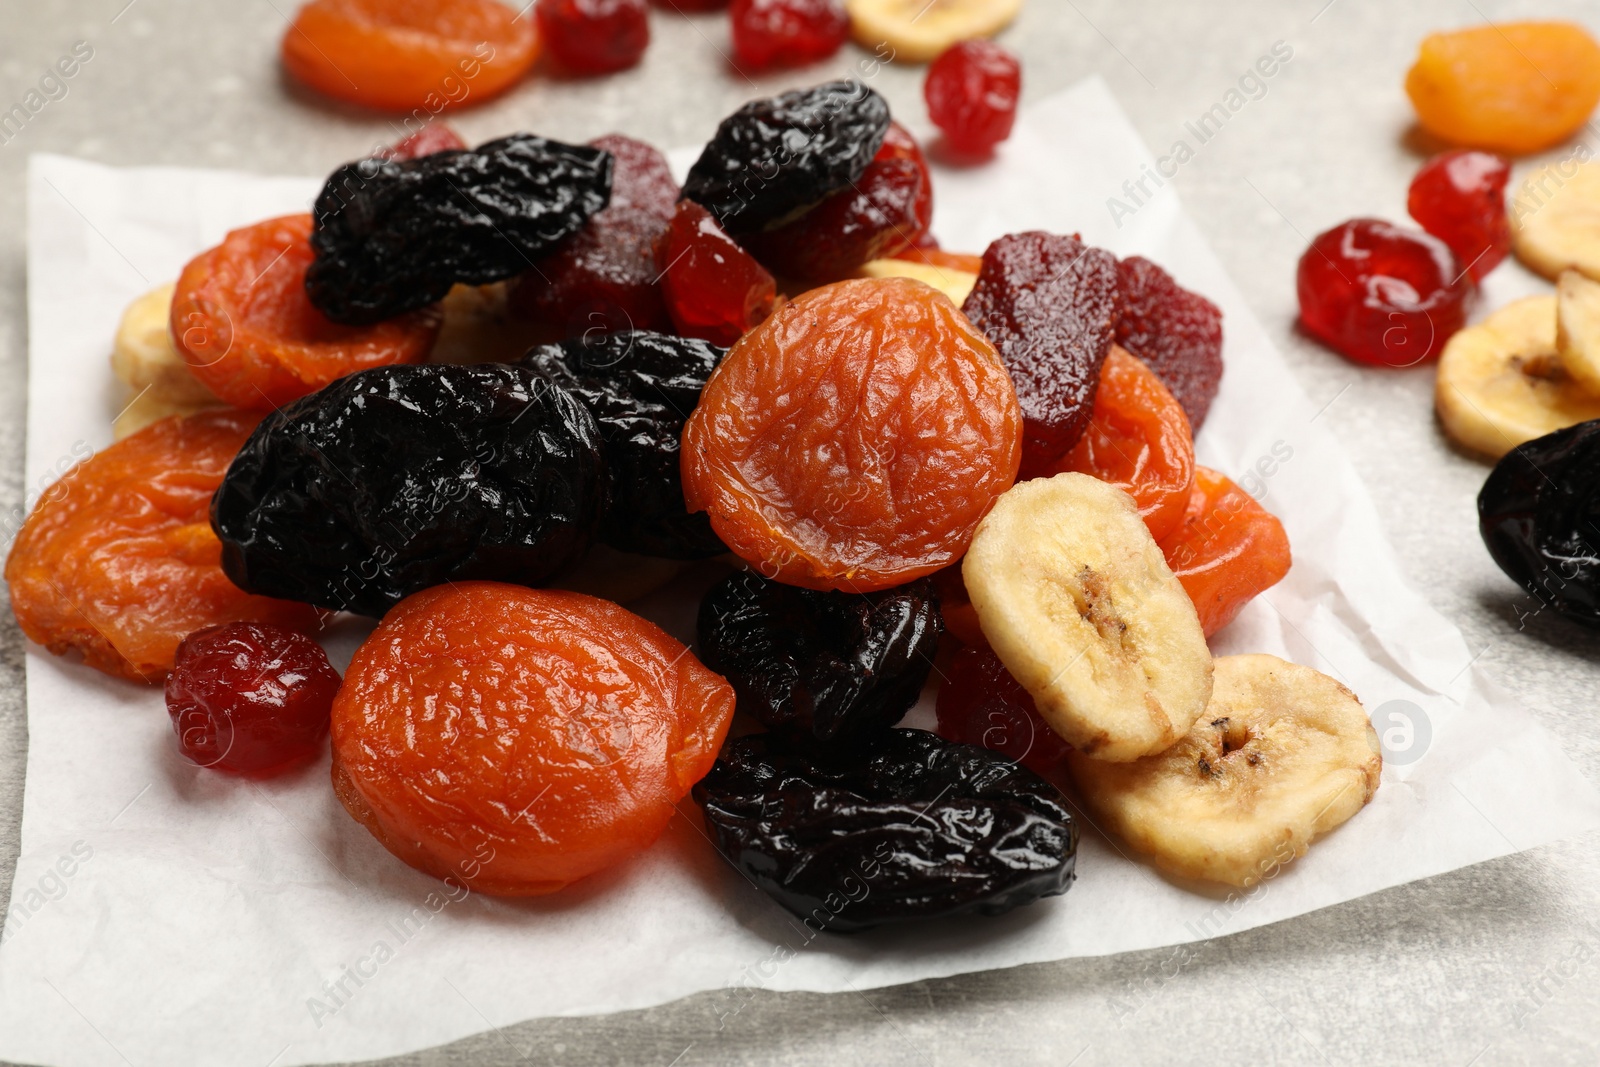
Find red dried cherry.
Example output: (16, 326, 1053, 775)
(743, 157, 927, 281)
(166, 622, 341, 777)
(536, 0, 650, 75)
(730, 0, 848, 70)
(381, 122, 467, 161)
(924, 39, 1021, 157)
(1297, 218, 1471, 368)
(1115, 256, 1225, 430)
(1407, 150, 1511, 282)
(655, 200, 777, 345)
(935, 645, 1071, 777)
(590, 133, 679, 219)
(509, 207, 671, 336)
(877, 121, 933, 246)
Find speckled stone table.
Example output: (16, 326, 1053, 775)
(2, 1, 1598, 1064)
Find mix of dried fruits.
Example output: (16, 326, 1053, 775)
(8, 69, 1391, 929)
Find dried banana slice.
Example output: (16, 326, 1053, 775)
(856, 257, 979, 305)
(846, 0, 1024, 65)
(109, 282, 218, 406)
(1435, 294, 1600, 459)
(1557, 270, 1600, 395)
(963, 472, 1212, 763)
(1510, 160, 1600, 282)
(1068, 654, 1382, 887)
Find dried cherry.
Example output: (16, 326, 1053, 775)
(935, 645, 1071, 777)
(333, 582, 735, 895)
(166, 622, 341, 776)
(876, 121, 934, 247)
(1296, 218, 1471, 368)
(1157, 466, 1292, 637)
(743, 156, 927, 282)
(1407, 150, 1511, 282)
(381, 123, 468, 161)
(536, 0, 650, 75)
(655, 200, 777, 346)
(730, 0, 849, 71)
(508, 207, 671, 336)
(924, 39, 1021, 156)
(522, 330, 726, 558)
(4, 411, 318, 683)
(1479, 419, 1600, 629)
(1050, 345, 1195, 542)
(307, 134, 613, 325)
(211, 364, 607, 617)
(682, 277, 1022, 591)
(171, 214, 441, 410)
(1114, 256, 1224, 430)
(693, 729, 1077, 931)
(681, 80, 890, 235)
(961, 231, 1119, 476)
(698, 569, 941, 746)
(589, 134, 679, 218)
(281, 0, 539, 113)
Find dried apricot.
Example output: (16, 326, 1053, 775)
(1405, 22, 1600, 155)
(682, 277, 1021, 591)
(281, 0, 539, 113)
(330, 582, 735, 896)
(171, 214, 440, 410)
(1049, 345, 1195, 542)
(1157, 466, 1291, 637)
(4, 411, 319, 683)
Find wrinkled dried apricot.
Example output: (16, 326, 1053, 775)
(1157, 466, 1291, 637)
(4, 411, 319, 683)
(682, 277, 1021, 591)
(171, 214, 440, 410)
(1405, 22, 1600, 155)
(281, 0, 539, 113)
(331, 582, 735, 896)
(1049, 345, 1195, 542)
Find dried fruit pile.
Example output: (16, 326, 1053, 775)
(12, 78, 1374, 932)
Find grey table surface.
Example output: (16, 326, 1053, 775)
(2, 0, 1599, 1064)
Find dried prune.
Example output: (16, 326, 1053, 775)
(1478, 419, 1600, 628)
(522, 330, 726, 558)
(698, 569, 941, 746)
(211, 364, 606, 617)
(962, 232, 1119, 476)
(307, 134, 613, 325)
(508, 207, 671, 336)
(742, 156, 927, 282)
(1114, 256, 1224, 430)
(681, 79, 890, 235)
(693, 729, 1077, 932)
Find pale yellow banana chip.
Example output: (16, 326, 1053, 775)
(1510, 160, 1600, 282)
(846, 0, 1024, 65)
(855, 257, 979, 305)
(109, 282, 218, 407)
(1557, 270, 1600, 396)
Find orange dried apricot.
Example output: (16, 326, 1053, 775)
(281, 0, 539, 113)
(330, 582, 735, 896)
(1405, 22, 1600, 155)
(1156, 466, 1291, 637)
(1049, 345, 1195, 542)
(682, 277, 1022, 592)
(171, 214, 440, 410)
(4, 411, 319, 683)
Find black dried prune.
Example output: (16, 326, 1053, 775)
(682, 80, 890, 236)
(698, 570, 941, 745)
(522, 330, 725, 559)
(1479, 419, 1600, 628)
(212, 364, 606, 617)
(962, 231, 1120, 477)
(307, 134, 613, 325)
(694, 729, 1077, 932)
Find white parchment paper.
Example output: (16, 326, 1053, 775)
(3, 77, 1597, 1067)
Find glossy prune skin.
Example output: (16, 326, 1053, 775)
(693, 729, 1077, 932)
(681, 80, 890, 236)
(698, 570, 941, 745)
(522, 331, 726, 558)
(307, 134, 613, 325)
(1479, 419, 1600, 628)
(212, 364, 606, 617)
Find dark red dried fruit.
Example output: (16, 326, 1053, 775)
(935, 645, 1071, 778)
(730, 0, 848, 70)
(655, 199, 777, 345)
(1297, 218, 1471, 368)
(924, 39, 1021, 156)
(509, 207, 671, 336)
(536, 0, 651, 75)
(166, 621, 341, 777)
(876, 121, 933, 247)
(743, 157, 927, 282)
(1114, 256, 1225, 430)
(961, 231, 1119, 476)
(589, 133, 679, 219)
(381, 123, 467, 161)
(1407, 149, 1511, 283)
